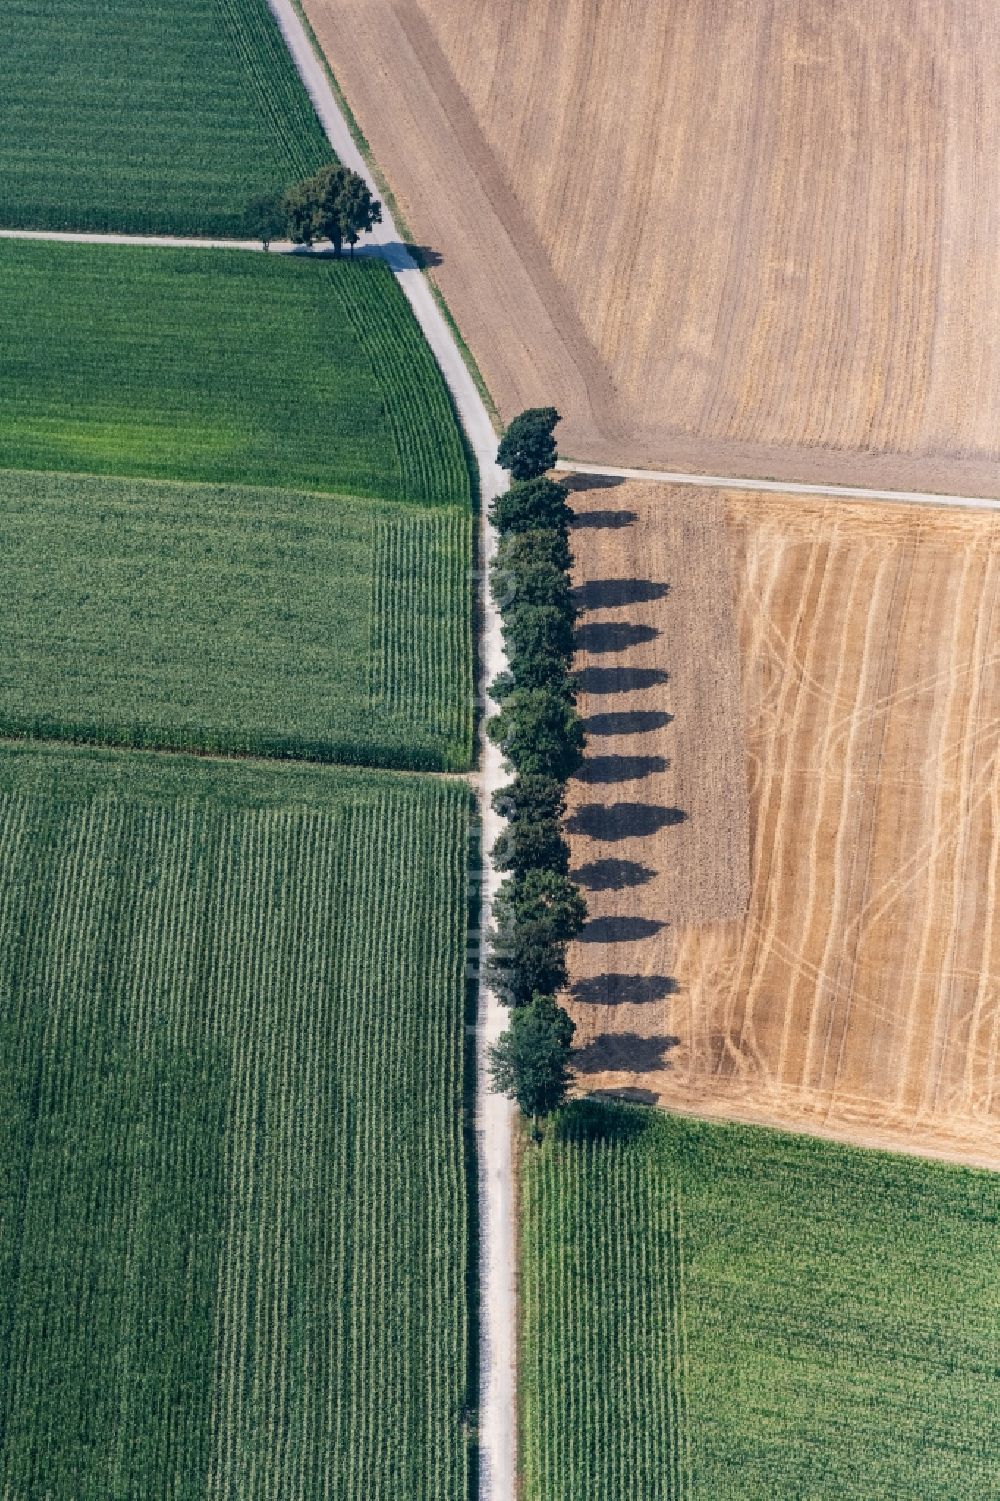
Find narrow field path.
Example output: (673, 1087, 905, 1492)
(258, 3, 518, 1497)
(556, 459, 1000, 512)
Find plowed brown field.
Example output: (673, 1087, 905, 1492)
(303, 0, 1000, 495)
(567, 482, 1000, 1168)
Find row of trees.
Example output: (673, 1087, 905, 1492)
(248, 163, 381, 255)
(486, 410, 587, 1138)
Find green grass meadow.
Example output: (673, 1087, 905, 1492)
(521, 1102, 1000, 1501)
(0, 241, 471, 505)
(0, 469, 472, 769)
(0, 744, 473, 1501)
(1, 0, 330, 235)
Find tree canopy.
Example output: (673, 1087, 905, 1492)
(489, 994, 576, 1131)
(497, 407, 561, 481)
(283, 163, 382, 255)
(246, 189, 286, 250)
(486, 684, 585, 780)
(490, 477, 574, 537)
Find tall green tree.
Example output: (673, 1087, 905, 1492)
(492, 533, 575, 615)
(487, 869, 587, 1007)
(492, 774, 567, 825)
(492, 815, 570, 878)
(487, 684, 585, 779)
(283, 163, 382, 256)
(490, 478, 574, 537)
(497, 407, 561, 481)
(489, 994, 576, 1136)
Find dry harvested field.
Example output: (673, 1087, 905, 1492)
(304, 0, 1000, 495)
(566, 480, 1000, 1168)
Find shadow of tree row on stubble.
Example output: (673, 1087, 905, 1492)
(566, 487, 685, 1075)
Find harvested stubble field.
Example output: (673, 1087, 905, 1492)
(566, 483, 1000, 1167)
(0, 469, 471, 770)
(521, 1100, 1000, 1501)
(306, 0, 1000, 494)
(0, 744, 473, 1501)
(2, 0, 329, 235)
(0, 241, 471, 506)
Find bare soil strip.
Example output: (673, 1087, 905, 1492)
(566, 484, 1000, 1171)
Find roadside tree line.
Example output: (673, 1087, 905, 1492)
(486, 408, 587, 1138)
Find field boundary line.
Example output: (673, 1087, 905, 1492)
(258, 2, 517, 1497)
(556, 459, 1000, 512)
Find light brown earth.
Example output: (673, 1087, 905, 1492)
(566, 481, 1000, 1169)
(302, 0, 1000, 495)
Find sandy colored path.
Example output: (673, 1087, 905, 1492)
(566, 483, 1000, 1171)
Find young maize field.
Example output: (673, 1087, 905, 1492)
(2, 0, 330, 235)
(521, 1102, 1000, 1501)
(0, 469, 472, 770)
(0, 744, 473, 1500)
(0, 242, 471, 506)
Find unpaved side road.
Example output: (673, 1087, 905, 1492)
(262, 3, 517, 1496)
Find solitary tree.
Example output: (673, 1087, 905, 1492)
(489, 994, 576, 1136)
(284, 163, 382, 255)
(490, 478, 573, 537)
(246, 190, 287, 250)
(487, 684, 585, 780)
(497, 407, 561, 481)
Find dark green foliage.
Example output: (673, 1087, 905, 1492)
(489, 996, 575, 1128)
(487, 686, 586, 780)
(0, 746, 472, 1499)
(491, 774, 568, 825)
(283, 162, 382, 255)
(1, 0, 330, 236)
(489, 478, 574, 537)
(522, 1101, 1000, 1500)
(0, 241, 470, 506)
(496, 407, 561, 481)
(487, 869, 587, 1007)
(492, 532, 575, 613)
(501, 605, 576, 687)
(0, 470, 472, 770)
(492, 816, 570, 878)
(246, 189, 287, 248)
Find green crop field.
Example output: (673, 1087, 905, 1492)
(0, 744, 472, 1501)
(521, 1102, 1000, 1501)
(0, 469, 472, 770)
(0, 241, 471, 505)
(2, 0, 330, 235)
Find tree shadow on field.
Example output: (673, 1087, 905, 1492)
(576, 621, 659, 654)
(573, 973, 679, 1005)
(578, 754, 669, 784)
(562, 471, 626, 492)
(578, 915, 665, 943)
(405, 243, 443, 268)
(568, 803, 687, 841)
(553, 1095, 657, 1144)
(573, 858, 656, 892)
(584, 709, 673, 737)
(576, 578, 669, 610)
(571, 509, 637, 530)
(576, 665, 669, 695)
(574, 1032, 680, 1073)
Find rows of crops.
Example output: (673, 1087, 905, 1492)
(2, 0, 329, 236)
(0, 469, 472, 770)
(0, 745, 472, 1500)
(521, 1101, 1000, 1500)
(369, 509, 473, 753)
(0, 242, 471, 505)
